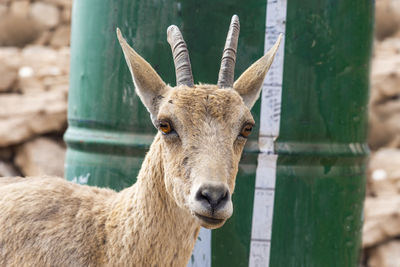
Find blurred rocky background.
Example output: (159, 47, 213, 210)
(0, 0, 399, 266)
(363, 0, 400, 266)
(0, 0, 70, 178)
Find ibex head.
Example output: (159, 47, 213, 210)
(117, 15, 281, 229)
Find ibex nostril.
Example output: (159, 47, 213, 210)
(196, 184, 230, 211)
(221, 191, 228, 201)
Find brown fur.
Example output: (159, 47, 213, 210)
(0, 88, 247, 266)
(0, 27, 280, 266)
(0, 135, 198, 266)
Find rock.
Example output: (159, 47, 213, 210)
(43, 0, 73, 9)
(29, 2, 60, 29)
(18, 70, 45, 94)
(0, 15, 42, 47)
(362, 196, 400, 248)
(368, 148, 400, 196)
(17, 67, 46, 93)
(0, 148, 13, 161)
(50, 25, 70, 47)
(22, 45, 58, 63)
(33, 30, 52, 46)
(0, 90, 67, 147)
(15, 137, 65, 177)
(43, 75, 69, 93)
(368, 38, 400, 150)
(0, 61, 17, 92)
(0, 46, 71, 94)
(375, 0, 400, 40)
(374, 36, 400, 58)
(0, 161, 19, 177)
(0, 48, 21, 69)
(61, 6, 71, 23)
(0, 4, 8, 18)
(368, 240, 400, 267)
(21, 45, 69, 76)
(10, 0, 30, 18)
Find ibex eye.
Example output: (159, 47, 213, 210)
(240, 124, 253, 138)
(159, 121, 173, 135)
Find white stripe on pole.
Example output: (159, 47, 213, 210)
(187, 228, 211, 267)
(249, 0, 287, 266)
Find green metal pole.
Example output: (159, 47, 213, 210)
(268, 1, 374, 266)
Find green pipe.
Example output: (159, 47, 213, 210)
(269, 1, 373, 266)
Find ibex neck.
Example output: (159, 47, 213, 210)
(106, 134, 200, 266)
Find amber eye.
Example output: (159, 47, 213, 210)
(159, 121, 172, 134)
(240, 124, 253, 138)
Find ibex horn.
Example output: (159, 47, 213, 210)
(167, 25, 194, 87)
(217, 15, 240, 88)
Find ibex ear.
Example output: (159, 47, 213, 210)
(117, 28, 167, 119)
(233, 34, 282, 109)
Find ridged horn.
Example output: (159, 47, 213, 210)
(167, 25, 194, 87)
(217, 15, 240, 88)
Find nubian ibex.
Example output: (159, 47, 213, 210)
(0, 15, 281, 266)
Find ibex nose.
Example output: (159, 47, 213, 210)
(195, 184, 230, 211)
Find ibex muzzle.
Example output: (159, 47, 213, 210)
(194, 183, 231, 225)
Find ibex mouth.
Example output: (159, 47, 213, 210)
(194, 213, 225, 226)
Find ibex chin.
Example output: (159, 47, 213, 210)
(0, 15, 281, 266)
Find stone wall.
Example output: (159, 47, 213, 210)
(0, 0, 71, 177)
(0, 0, 399, 266)
(363, 0, 400, 266)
